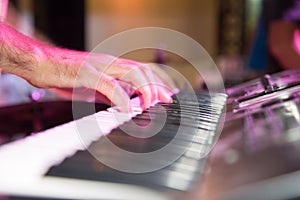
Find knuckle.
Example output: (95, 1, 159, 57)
(139, 64, 151, 72)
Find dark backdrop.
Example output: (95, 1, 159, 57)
(33, 0, 85, 51)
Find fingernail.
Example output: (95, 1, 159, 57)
(163, 92, 173, 103)
(142, 103, 149, 110)
(172, 88, 180, 94)
(128, 105, 133, 113)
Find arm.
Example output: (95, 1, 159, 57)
(268, 20, 300, 69)
(0, 22, 173, 112)
(0, 0, 8, 21)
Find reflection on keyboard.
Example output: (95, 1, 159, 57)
(47, 92, 227, 192)
(0, 91, 226, 199)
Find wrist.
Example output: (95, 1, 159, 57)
(0, 22, 42, 74)
(36, 46, 88, 88)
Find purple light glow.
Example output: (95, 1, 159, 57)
(31, 90, 45, 101)
(293, 29, 300, 55)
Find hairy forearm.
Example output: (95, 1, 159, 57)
(0, 22, 89, 88)
(0, 22, 43, 76)
(0, 22, 173, 110)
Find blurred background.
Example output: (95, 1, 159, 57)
(4, 0, 260, 144)
(7, 0, 263, 89)
(13, 0, 247, 53)
(0, 0, 267, 114)
(3, 2, 300, 200)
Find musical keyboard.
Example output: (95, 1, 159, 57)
(201, 70, 300, 200)
(0, 92, 227, 200)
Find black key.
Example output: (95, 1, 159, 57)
(47, 91, 227, 192)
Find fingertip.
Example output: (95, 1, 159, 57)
(137, 92, 151, 110)
(108, 82, 132, 113)
(141, 96, 150, 110)
(172, 88, 180, 94)
(164, 93, 173, 103)
(126, 103, 133, 113)
(120, 105, 132, 113)
(159, 89, 173, 103)
(111, 98, 132, 113)
(119, 96, 132, 113)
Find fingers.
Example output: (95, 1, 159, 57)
(86, 56, 153, 108)
(79, 65, 131, 112)
(96, 75, 131, 112)
(128, 65, 154, 109)
(146, 63, 177, 92)
(128, 64, 158, 109)
(115, 59, 177, 93)
(80, 56, 175, 111)
(138, 70, 173, 106)
(152, 75, 174, 103)
(105, 60, 172, 109)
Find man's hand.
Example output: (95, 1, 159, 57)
(0, 22, 175, 112)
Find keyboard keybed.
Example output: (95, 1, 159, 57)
(47, 92, 227, 192)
